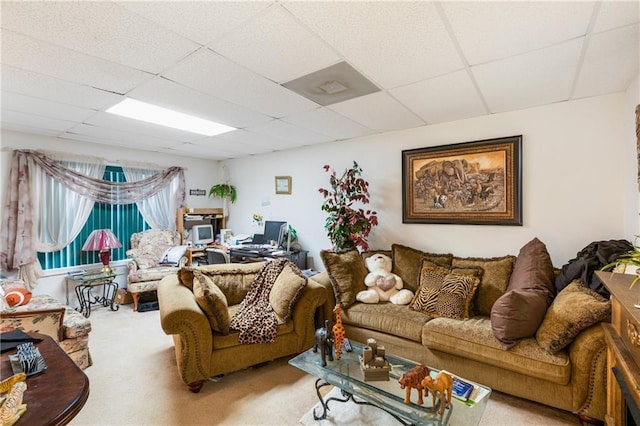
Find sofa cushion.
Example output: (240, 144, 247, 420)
(342, 303, 431, 343)
(269, 262, 307, 323)
(409, 261, 479, 320)
(181, 263, 264, 305)
(423, 317, 570, 385)
(452, 255, 516, 316)
(491, 238, 556, 349)
(536, 280, 610, 354)
(213, 304, 295, 349)
(391, 244, 453, 292)
(320, 250, 368, 309)
(193, 271, 230, 334)
(128, 266, 180, 283)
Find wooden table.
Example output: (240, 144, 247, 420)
(0, 332, 90, 425)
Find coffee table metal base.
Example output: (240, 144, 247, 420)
(314, 378, 413, 425)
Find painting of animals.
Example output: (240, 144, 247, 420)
(402, 136, 522, 226)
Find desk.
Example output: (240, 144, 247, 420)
(229, 248, 308, 270)
(0, 332, 90, 425)
(66, 271, 118, 318)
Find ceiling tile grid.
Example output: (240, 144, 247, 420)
(0, 1, 637, 160)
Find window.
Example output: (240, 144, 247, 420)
(38, 166, 150, 270)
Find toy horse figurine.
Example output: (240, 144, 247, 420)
(398, 364, 430, 405)
(421, 371, 453, 414)
(313, 320, 333, 366)
(332, 305, 345, 360)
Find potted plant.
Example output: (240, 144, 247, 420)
(318, 161, 378, 252)
(209, 183, 236, 218)
(602, 236, 640, 288)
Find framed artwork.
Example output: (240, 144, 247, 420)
(275, 176, 292, 195)
(402, 135, 522, 225)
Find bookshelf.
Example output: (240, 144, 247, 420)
(176, 207, 226, 245)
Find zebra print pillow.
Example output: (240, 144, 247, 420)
(409, 263, 480, 320)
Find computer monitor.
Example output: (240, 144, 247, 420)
(263, 220, 286, 246)
(191, 224, 214, 246)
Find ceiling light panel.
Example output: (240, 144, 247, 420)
(441, 1, 594, 65)
(282, 1, 463, 89)
(1, 2, 199, 74)
(106, 98, 236, 136)
(211, 4, 341, 83)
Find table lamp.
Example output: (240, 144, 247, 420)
(82, 229, 122, 273)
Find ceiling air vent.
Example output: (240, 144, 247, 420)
(282, 61, 380, 106)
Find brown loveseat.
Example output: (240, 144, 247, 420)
(158, 261, 327, 392)
(315, 241, 610, 422)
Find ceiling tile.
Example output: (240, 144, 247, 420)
(59, 131, 182, 153)
(1, 109, 76, 132)
(282, 1, 463, 89)
(128, 77, 273, 129)
(472, 39, 583, 113)
(1, 1, 199, 73)
(64, 124, 179, 148)
(593, 1, 640, 33)
(163, 142, 257, 160)
(442, 1, 594, 65)
(1, 30, 152, 94)
(2, 91, 97, 122)
(84, 112, 204, 143)
(282, 107, 372, 140)
(0, 122, 62, 138)
(211, 4, 340, 83)
(215, 129, 300, 152)
(328, 92, 424, 132)
(117, 1, 271, 46)
(1, 65, 122, 110)
(574, 24, 640, 99)
(246, 120, 331, 146)
(187, 136, 270, 156)
(391, 70, 487, 124)
(163, 49, 318, 118)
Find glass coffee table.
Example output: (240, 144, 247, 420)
(289, 340, 491, 425)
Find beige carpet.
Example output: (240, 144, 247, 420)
(69, 304, 580, 426)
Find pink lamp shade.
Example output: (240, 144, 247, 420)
(82, 229, 122, 272)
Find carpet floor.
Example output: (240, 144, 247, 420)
(69, 303, 580, 425)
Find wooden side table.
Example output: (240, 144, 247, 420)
(0, 332, 89, 425)
(66, 271, 119, 318)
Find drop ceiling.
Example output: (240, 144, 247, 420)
(1, 1, 638, 160)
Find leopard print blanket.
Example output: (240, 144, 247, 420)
(230, 258, 289, 344)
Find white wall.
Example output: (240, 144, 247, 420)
(0, 130, 223, 301)
(623, 74, 640, 239)
(225, 93, 632, 271)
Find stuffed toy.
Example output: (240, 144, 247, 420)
(356, 253, 414, 305)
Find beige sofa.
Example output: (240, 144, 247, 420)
(158, 261, 328, 393)
(314, 242, 610, 422)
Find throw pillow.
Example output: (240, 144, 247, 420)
(409, 261, 480, 320)
(192, 271, 230, 334)
(269, 262, 307, 323)
(391, 244, 453, 292)
(491, 238, 557, 349)
(452, 255, 516, 316)
(536, 280, 611, 354)
(320, 250, 368, 309)
(5, 288, 32, 307)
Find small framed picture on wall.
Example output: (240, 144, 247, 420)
(275, 176, 292, 195)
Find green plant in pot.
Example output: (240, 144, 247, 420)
(318, 161, 378, 252)
(601, 236, 640, 288)
(209, 183, 236, 218)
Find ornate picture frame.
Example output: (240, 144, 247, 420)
(402, 135, 522, 225)
(275, 176, 292, 195)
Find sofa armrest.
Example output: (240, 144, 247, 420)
(309, 272, 336, 328)
(567, 323, 607, 420)
(0, 308, 65, 342)
(290, 278, 328, 351)
(158, 274, 213, 386)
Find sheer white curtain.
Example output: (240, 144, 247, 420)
(32, 159, 105, 252)
(123, 167, 180, 230)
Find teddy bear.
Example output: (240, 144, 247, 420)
(356, 253, 414, 305)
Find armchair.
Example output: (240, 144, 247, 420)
(126, 229, 188, 312)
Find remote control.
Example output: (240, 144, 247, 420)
(344, 338, 353, 352)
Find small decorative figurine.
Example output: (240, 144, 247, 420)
(332, 305, 345, 360)
(359, 338, 391, 381)
(421, 371, 453, 414)
(0, 375, 27, 426)
(398, 364, 430, 405)
(313, 320, 333, 366)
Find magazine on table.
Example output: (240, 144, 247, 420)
(440, 370, 490, 405)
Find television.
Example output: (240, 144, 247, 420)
(191, 224, 214, 246)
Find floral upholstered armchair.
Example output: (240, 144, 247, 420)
(126, 229, 188, 312)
